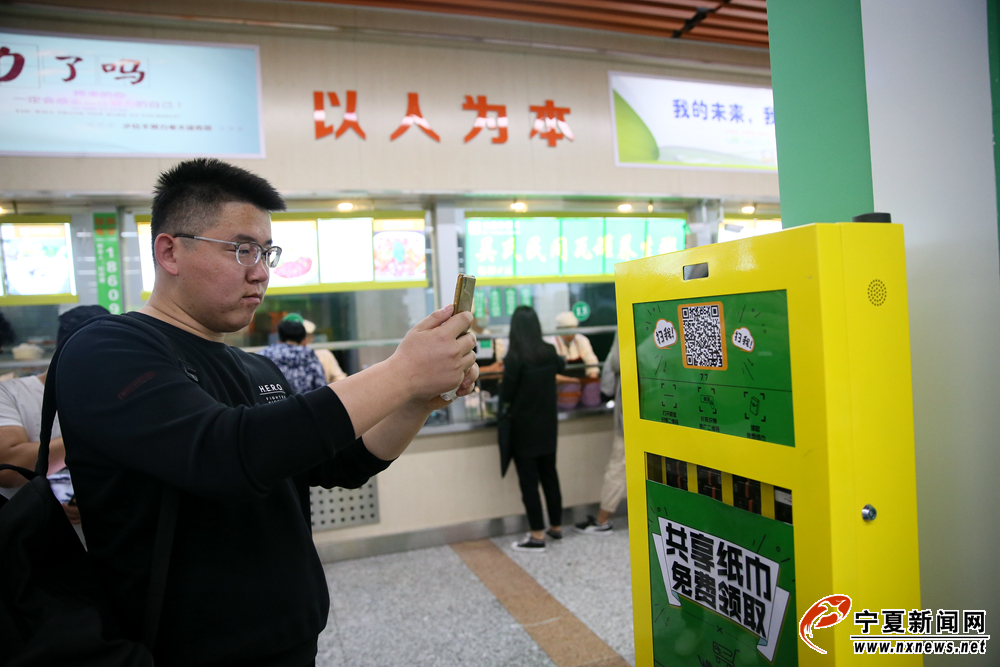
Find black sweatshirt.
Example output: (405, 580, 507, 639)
(57, 313, 391, 667)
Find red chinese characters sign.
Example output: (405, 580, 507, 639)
(312, 90, 573, 146)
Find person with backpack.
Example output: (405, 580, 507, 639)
(48, 159, 479, 666)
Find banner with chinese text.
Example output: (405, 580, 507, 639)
(93, 213, 123, 313)
(466, 216, 687, 281)
(0, 30, 264, 157)
(610, 72, 776, 171)
(647, 480, 797, 666)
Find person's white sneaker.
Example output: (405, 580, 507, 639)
(574, 515, 613, 534)
(511, 535, 547, 551)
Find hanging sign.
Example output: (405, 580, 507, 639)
(93, 213, 123, 314)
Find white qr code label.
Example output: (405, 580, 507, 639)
(678, 301, 728, 370)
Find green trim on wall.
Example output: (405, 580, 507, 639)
(0, 294, 79, 306)
(465, 212, 687, 219)
(0, 214, 72, 224)
(988, 0, 1000, 264)
(768, 0, 874, 227)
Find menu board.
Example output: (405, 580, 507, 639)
(633, 290, 794, 446)
(466, 216, 687, 281)
(514, 218, 560, 277)
(0, 223, 76, 296)
(646, 218, 687, 256)
(317, 218, 374, 283)
(466, 219, 515, 278)
(270, 220, 319, 288)
(603, 217, 647, 275)
(560, 218, 606, 277)
(372, 219, 426, 281)
(135, 214, 426, 296)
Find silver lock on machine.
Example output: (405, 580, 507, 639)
(862, 504, 877, 521)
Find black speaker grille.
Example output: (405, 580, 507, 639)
(868, 279, 887, 306)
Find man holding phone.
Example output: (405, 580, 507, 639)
(55, 158, 478, 667)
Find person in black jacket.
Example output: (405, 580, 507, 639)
(500, 305, 566, 552)
(56, 158, 479, 666)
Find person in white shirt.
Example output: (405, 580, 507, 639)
(0, 304, 109, 523)
(551, 311, 600, 378)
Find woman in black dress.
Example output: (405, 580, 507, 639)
(500, 306, 566, 552)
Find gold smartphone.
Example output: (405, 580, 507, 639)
(452, 273, 477, 316)
(441, 274, 477, 400)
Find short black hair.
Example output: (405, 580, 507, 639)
(57, 305, 110, 346)
(278, 319, 306, 344)
(150, 158, 286, 253)
(0, 311, 15, 349)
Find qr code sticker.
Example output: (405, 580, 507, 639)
(678, 302, 728, 370)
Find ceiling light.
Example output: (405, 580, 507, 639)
(618, 204, 632, 212)
(741, 205, 756, 215)
(511, 201, 527, 212)
(337, 202, 354, 211)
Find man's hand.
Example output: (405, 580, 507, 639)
(390, 305, 478, 400)
(423, 363, 481, 411)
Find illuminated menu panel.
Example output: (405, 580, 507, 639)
(466, 219, 515, 278)
(0, 223, 76, 296)
(135, 214, 427, 296)
(317, 218, 374, 283)
(270, 220, 320, 288)
(603, 218, 647, 275)
(646, 219, 687, 257)
(466, 216, 687, 281)
(372, 219, 426, 281)
(514, 218, 560, 277)
(559, 218, 605, 276)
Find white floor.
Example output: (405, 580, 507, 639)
(317, 522, 635, 667)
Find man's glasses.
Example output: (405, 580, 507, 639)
(173, 234, 282, 268)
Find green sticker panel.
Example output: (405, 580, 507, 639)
(633, 290, 794, 446)
(647, 480, 798, 666)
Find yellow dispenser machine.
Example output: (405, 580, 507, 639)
(616, 223, 921, 666)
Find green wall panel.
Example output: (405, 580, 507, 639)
(768, 0, 875, 227)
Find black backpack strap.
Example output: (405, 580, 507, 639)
(39, 312, 197, 653)
(141, 488, 178, 649)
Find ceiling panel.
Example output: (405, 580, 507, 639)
(297, 0, 769, 49)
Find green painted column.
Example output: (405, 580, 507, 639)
(768, 0, 875, 227)
(988, 0, 1000, 256)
